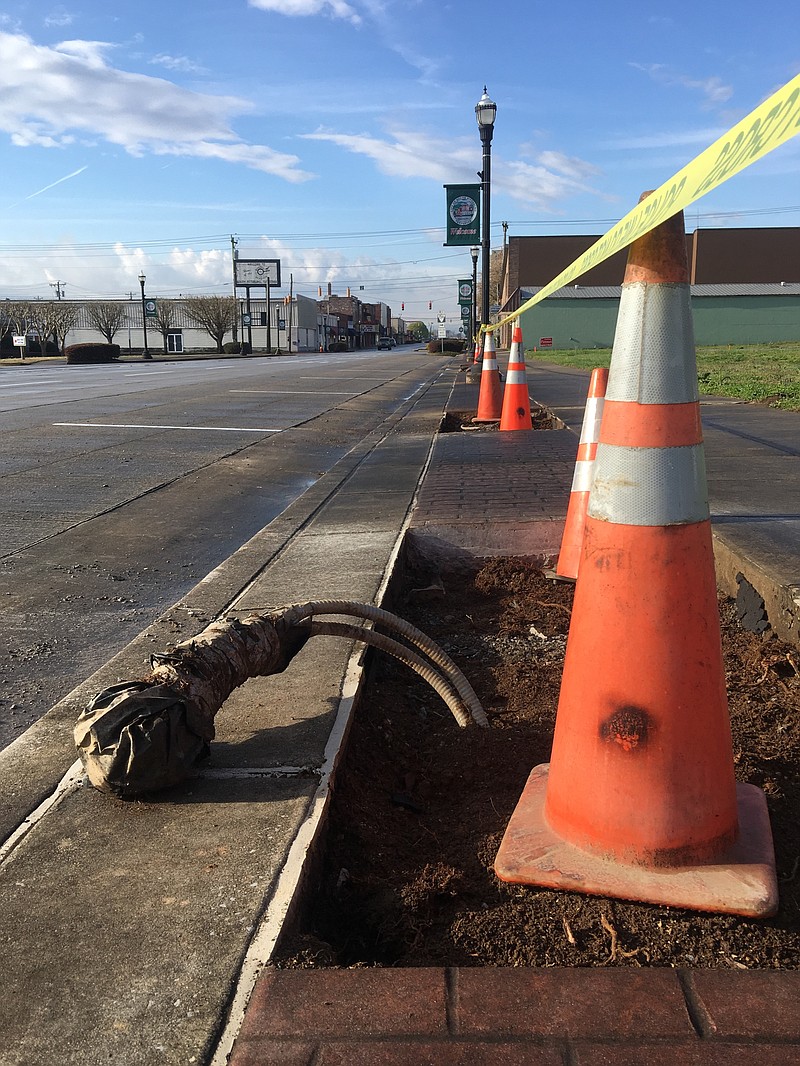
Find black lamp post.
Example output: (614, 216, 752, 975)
(475, 87, 497, 331)
(470, 244, 479, 344)
(138, 272, 152, 360)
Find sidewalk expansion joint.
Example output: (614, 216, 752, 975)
(0, 760, 84, 866)
(677, 969, 718, 1038)
(199, 766, 321, 780)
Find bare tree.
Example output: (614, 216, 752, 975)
(25, 301, 69, 355)
(52, 303, 80, 352)
(153, 300, 177, 353)
(183, 295, 236, 353)
(86, 301, 128, 343)
(2, 302, 31, 357)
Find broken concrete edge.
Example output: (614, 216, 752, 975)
(712, 529, 799, 648)
(0, 364, 455, 844)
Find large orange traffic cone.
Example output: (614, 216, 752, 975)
(495, 199, 778, 917)
(474, 331, 502, 422)
(555, 367, 608, 579)
(499, 323, 533, 431)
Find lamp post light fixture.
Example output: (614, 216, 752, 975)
(470, 244, 479, 344)
(475, 86, 496, 331)
(138, 272, 152, 360)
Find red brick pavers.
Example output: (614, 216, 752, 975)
(228, 968, 800, 1064)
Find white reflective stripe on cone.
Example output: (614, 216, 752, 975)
(608, 283, 699, 405)
(570, 458, 595, 493)
(579, 395, 605, 444)
(505, 369, 527, 384)
(588, 443, 709, 525)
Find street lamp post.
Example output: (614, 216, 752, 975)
(475, 87, 497, 332)
(470, 245, 479, 344)
(138, 272, 152, 360)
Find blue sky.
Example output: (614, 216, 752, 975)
(0, 0, 798, 328)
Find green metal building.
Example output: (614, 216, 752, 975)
(519, 283, 800, 351)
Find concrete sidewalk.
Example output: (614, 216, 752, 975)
(1, 357, 798, 1065)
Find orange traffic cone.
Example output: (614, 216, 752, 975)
(474, 331, 502, 422)
(495, 199, 778, 917)
(555, 367, 608, 578)
(473, 339, 482, 364)
(499, 323, 533, 431)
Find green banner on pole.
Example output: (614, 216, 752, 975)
(444, 185, 480, 246)
(457, 278, 473, 306)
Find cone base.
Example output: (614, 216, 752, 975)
(495, 765, 778, 918)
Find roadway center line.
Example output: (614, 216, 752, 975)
(53, 422, 282, 433)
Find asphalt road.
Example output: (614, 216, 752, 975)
(0, 347, 448, 749)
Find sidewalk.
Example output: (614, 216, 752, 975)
(228, 362, 800, 1066)
(1, 357, 798, 1065)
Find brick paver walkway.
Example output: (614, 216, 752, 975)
(229, 967, 800, 1064)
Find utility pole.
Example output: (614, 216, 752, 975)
(287, 273, 293, 354)
(230, 235, 240, 343)
(50, 281, 65, 300)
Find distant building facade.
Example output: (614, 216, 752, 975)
(2, 290, 396, 356)
(501, 227, 800, 348)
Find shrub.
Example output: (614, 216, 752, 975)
(427, 338, 467, 354)
(329, 341, 349, 352)
(65, 343, 121, 365)
(222, 341, 241, 354)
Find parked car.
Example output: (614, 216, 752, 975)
(377, 337, 395, 350)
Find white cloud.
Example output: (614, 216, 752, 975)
(302, 126, 472, 181)
(247, 0, 362, 24)
(303, 126, 604, 210)
(537, 150, 601, 182)
(44, 7, 74, 28)
(149, 53, 208, 75)
(610, 128, 725, 150)
(630, 63, 733, 109)
(0, 30, 313, 181)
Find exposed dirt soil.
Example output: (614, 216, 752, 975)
(274, 557, 800, 970)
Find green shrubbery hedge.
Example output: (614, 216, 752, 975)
(427, 338, 467, 354)
(65, 343, 121, 364)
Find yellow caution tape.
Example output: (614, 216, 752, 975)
(487, 71, 800, 334)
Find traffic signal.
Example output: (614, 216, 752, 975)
(428, 301, 432, 310)
(401, 302, 404, 311)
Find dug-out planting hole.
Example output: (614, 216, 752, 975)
(273, 557, 800, 970)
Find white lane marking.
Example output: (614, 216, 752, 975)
(0, 380, 61, 387)
(228, 389, 354, 395)
(53, 422, 282, 433)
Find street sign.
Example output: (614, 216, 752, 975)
(12, 335, 26, 347)
(235, 259, 281, 287)
(539, 337, 553, 348)
(437, 312, 446, 324)
(437, 326, 447, 338)
(241, 313, 252, 326)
